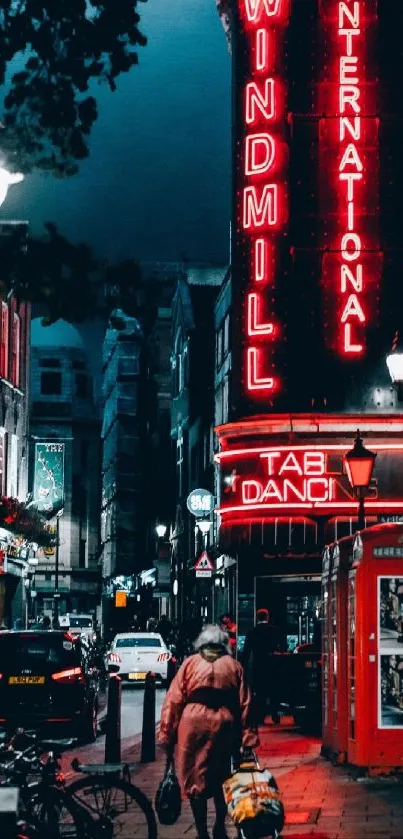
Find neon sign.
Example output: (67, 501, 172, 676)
(219, 444, 403, 518)
(235, 0, 289, 401)
(320, 0, 381, 357)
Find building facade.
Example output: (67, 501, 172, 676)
(213, 1, 403, 652)
(170, 266, 226, 625)
(29, 318, 102, 621)
(100, 310, 145, 632)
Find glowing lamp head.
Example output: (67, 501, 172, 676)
(344, 430, 377, 490)
(386, 333, 403, 383)
(197, 520, 212, 536)
(0, 169, 24, 207)
(155, 524, 167, 539)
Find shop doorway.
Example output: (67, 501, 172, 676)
(255, 574, 322, 652)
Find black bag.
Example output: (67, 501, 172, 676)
(155, 758, 182, 825)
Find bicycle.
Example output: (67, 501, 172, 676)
(0, 731, 158, 839)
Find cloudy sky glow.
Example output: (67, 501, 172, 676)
(0, 0, 231, 265)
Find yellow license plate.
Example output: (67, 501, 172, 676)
(128, 673, 146, 681)
(9, 676, 45, 685)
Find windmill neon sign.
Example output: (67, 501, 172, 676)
(238, 0, 289, 396)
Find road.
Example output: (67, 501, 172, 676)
(62, 684, 165, 770)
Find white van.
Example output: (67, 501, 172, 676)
(63, 613, 95, 642)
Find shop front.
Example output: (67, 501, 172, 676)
(216, 415, 403, 652)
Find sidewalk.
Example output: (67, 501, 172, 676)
(125, 716, 403, 839)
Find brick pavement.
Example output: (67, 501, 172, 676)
(122, 716, 403, 839)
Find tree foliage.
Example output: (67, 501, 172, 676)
(0, 221, 146, 325)
(0, 0, 147, 176)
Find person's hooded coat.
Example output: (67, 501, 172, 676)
(159, 625, 258, 799)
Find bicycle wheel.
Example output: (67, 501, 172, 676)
(65, 774, 158, 839)
(28, 785, 94, 839)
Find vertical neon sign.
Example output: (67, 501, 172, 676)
(320, 0, 381, 357)
(234, 0, 289, 403)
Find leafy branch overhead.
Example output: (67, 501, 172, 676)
(0, 0, 147, 176)
(0, 222, 146, 325)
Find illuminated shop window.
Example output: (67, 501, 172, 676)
(0, 302, 8, 380)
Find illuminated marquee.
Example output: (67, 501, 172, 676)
(236, 0, 289, 398)
(320, 0, 380, 357)
(217, 444, 403, 518)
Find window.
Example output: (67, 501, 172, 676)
(223, 315, 230, 356)
(0, 302, 8, 379)
(115, 637, 162, 648)
(41, 358, 61, 368)
(11, 313, 20, 387)
(222, 377, 229, 424)
(75, 373, 88, 398)
(216, 327, 223, 369)
(41, 372, 62, 395)
(79, 539, 86, 569)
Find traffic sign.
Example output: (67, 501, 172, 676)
(187, 488, 214, 517)
(195, 551, 215, 578)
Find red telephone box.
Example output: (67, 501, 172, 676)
(327, 522, 403, 771)
(321, 540, 349, 761)
(321, 546, 332, 750)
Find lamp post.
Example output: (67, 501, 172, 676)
(196, 520, 212, 548)
(53, 509, 64, 629)
(344, 431, 377, 531)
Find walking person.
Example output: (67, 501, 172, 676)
(242, 608, 282, 726)
(159, 624, 258, 839)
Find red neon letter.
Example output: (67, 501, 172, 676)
(245, 133, 276, 175)
(245, 79, 275, 125)
(304, 451, 326, 475)
(344, 323, 363, 353)
(243, 0, 282, 24)
(243, 184, 278, 229)
(255, 28, 269, 72)
(247, 293, 274, 335)
(341, 294, 366, 323)
(341, 264, 363, 292)
(247, 347, 275, 390)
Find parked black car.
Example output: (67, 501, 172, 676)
(0, 630, 107, 743)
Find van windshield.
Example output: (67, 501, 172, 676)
(69, 617, 92, 628)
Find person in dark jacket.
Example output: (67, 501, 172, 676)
(242, 608, 282, 725)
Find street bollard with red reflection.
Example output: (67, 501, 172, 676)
(105, 660, 122, 764)
(141, 671, 156, 763)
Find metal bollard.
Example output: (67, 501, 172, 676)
(105, 673, 122, 763)
(141, 671, 156, 763)
(0, 787, 19, 838)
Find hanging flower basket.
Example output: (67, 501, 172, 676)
(0, 497, 56, 548)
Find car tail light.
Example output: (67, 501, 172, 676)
(108, 652, 121, 664)
(51, 667, 84, 684)
(157, 652, 170, 663)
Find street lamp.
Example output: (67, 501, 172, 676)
(344, 430, 377, 531)
(0, 168, 24, 207)
(155, 523, 167, 539)
(386, 332, 403, 392)
(53, 509, 64, 629)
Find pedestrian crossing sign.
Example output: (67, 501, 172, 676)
(195, 551, 215, 578)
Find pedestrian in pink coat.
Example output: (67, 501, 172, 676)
(159, 624, 258, 839)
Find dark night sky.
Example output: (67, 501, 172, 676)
(0, 0, 231, 265)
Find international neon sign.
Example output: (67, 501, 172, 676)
(219, 444, 403, 517)
(237, 0, 289, 397)
(321, 0, 380, 357)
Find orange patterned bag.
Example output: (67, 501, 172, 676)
(223, 757, 284, 839)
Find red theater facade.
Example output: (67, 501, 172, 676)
(215, 0, 403, 644)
